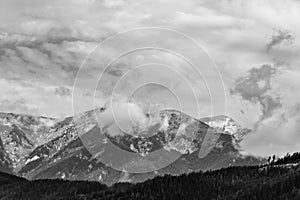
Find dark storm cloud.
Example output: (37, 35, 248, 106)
(230, 64, 276, 101)
(231, 64, 281, 121)
(260, 95, 281, 118)
(54, 86, 72, 97)
(266, 29, 294, 52)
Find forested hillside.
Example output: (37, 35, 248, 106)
(1, 152, 300, 200)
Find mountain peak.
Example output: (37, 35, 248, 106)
(200, 115, 251, 144)
(0, 110, 262, 185)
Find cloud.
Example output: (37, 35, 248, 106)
(0, 98, 38, 115)
(230, 64, 280, 122)
(54, 86, 72, 97)
(0, 79, 75, 118)
(97, 97, 160, 137)
(0, 0, 299, 158)
(240, 106, 300, 157)
(266, 29, 294, 52)
(0, 31, 96, 85)
(231, 63, 300, 156)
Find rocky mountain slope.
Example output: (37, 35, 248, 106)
(0, 109, 265, 185)
(0, 112, 58, 173)
(200, 115, 251, 147)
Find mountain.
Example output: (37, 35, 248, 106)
(0, 109, 264, 185)
(200, 115, 251, 145)
(0, 153, 299, 200)
(0, 112, 58, 173)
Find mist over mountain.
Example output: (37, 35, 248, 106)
(0, 109, 264, 185)
(1, 0, 299, 199)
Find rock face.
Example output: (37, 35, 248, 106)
(0, 110, 264, 185)
(200, 115, 251, 147)
(0, 112, 57, 173)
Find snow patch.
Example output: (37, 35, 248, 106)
(25, 155, 40, 164)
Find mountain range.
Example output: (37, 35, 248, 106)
(0, 109, 265, 185)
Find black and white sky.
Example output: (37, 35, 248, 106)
(0, 0, 300, 156)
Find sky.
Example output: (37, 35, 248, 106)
(0, 0, 300, 156)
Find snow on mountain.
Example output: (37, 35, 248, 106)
(0, 110, 263, 185)
(200, 115, 251, 146)
(0, 112, 60, 170)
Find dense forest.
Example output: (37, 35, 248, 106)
(1, 152, 300, 200)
